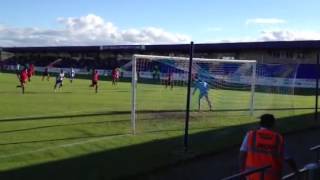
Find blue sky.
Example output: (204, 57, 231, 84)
(0, 0, 320, 46)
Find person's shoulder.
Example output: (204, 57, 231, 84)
(274, 130, 284, 138)
(264, 128, 282, 135)
(246, 129, 257, 136)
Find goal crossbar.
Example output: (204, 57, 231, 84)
(133, 54, 256, 64)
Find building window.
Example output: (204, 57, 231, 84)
(286, 52, 294, 59)
(296, 52, 305, 59)
(269, 51, 280, 58)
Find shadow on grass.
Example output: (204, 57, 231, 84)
(0, 91, 73, 94)
(0, 119, 131, 134)
(0, 107, 314, 122)
(0, 132, 131, 146)
(26, 91, 73, 94)
(0, 125, 223, 146)
(0, 111, 131, 122)
(0, 112, 319, 180)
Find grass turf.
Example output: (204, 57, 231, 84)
(0, 72, 317, 179)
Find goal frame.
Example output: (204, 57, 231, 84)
(131, 54, 257, 134)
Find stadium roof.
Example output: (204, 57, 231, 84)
(3, 40, 320, 53)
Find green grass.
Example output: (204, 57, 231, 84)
(0, 72, 317, 179)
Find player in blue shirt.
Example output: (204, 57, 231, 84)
(192, 79, 212, 111)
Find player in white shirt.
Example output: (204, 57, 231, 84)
(69, 68, 75, 83)
(54, 69, 65, 91)
(16, 63, 21, 78)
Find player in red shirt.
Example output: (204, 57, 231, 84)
(89, 70, 99, 93)
(27, 64, 35, 82)
(112, 67, 120, 85)
(165, 71, 174, 89)
(16, 67, 28, 94)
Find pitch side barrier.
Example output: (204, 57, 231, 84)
(283, 144, 320, 180)
(221, 165, 271, 180)
(282, 168, 308, 180)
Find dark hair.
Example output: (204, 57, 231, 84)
(259, 114, 275, 128)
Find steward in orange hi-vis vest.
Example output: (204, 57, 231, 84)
(245, 129, 284, 180)
(239, 114, 299, 180)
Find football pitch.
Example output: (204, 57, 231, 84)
(0, 72, 316, 179)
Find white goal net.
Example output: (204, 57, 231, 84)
(131, 54, 257, 134)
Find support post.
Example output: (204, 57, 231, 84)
(184, 41, 194, 153)
(131, 55, 137, 134)
(316, 53, 319, 122)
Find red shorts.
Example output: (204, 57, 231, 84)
(20, 79, 26, 84)
(92, 80, 98, 85)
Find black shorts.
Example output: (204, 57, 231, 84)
(55, 80, 62, 85)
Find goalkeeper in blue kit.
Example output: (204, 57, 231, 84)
(192, 79, 213, 111)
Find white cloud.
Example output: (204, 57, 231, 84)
(246, 18, 286, 25)
(204, 29, 320, 43)
(2, 14, 320, 47)
(0, 14, 191, 46)
(259, 30, 320, 41)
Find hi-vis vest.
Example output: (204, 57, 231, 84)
(245, 129, 284, 180)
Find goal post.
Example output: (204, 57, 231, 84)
(250, 63, 257, 116)
(131, 54, 257, 134)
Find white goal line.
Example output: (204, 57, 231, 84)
(133, 54, 256, 64)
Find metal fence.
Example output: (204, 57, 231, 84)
(222, 165, 271, 180)
(283, 144, 320, 180)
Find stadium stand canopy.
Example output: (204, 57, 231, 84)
(4, 40, 320, 53)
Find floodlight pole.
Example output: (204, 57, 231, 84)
(184, 41, 194, 153)
(315, 53, 319, 122)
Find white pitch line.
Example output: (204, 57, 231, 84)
(0, 134, 129, 159)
